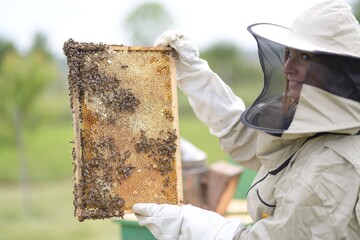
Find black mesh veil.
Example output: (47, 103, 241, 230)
(240, 24, 360, 135)
(306, 54, 360, 102)
(240, 28, 290, 135)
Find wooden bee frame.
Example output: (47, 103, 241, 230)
(63, 39, 183, 221)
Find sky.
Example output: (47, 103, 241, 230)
(0, 0, 354, 58)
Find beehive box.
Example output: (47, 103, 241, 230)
(63, 39, 183, 222)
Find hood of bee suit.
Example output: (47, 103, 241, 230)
(240, 0, 360, 138)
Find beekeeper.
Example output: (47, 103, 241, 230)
(132, 0, 360, 239)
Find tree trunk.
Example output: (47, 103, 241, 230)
(14, 108, 32, 216)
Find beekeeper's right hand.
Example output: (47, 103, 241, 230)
(154, 30, 245, 137)
(133, 203, 244, 240)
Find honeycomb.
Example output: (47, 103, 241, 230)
(63, 39, 183, 222)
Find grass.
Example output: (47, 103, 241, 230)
(0, 123, 119, 240)
(0, 73, 262, 239)
(0, 181, 119, 240)
(0, 112, 228, 240)
(0, 123, 73, 182)
(179, 113, 227, 163)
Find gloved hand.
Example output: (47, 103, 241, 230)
(133, 203, 244, 240)
(154, 30, 246, 137)
(154, 30, 210, 81)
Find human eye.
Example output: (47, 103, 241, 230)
(300, 53, 312, 61)
(285, 48, 292, 58)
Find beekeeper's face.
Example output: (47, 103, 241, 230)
(283, 48, 313, 101)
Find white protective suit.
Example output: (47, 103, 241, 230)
(133, 0, 360, 239)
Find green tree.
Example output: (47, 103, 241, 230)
(29, 32, 54, 60)
(0, 37, 16, 64)
(0, 32, 57, 215)
(201, 42, 261, 86)
(0, 38, 17, 142)
(123, 2, 175, 45)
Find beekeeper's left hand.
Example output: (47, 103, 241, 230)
(133, 203, 243, 240)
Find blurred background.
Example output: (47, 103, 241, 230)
(1, 0, 359, 239)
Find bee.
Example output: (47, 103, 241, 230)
(163, 176, 170, 187)
(71, 148, 76, 160)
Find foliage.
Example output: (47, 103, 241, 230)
(29, 32, 54, 60)
(0, 38, 17, 141)
(123, 2, 174, 45)
(0, 33, 58, 144)
(0, 52, 54, 114)
(0, 37, 16, 63)
(201, 41, 261, 85)
(0, 32, 59, 215)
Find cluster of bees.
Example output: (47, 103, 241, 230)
(64, 39, 135, 221)
(135, 129, 177, 177)
(162, 107, 174, 121)
(63, 39, 109, 110)
(64, 39, 179, 221)
(64, 38, 140, 124)
(76, 134, 134, 221)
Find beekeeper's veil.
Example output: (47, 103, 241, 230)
(240, 0, 360, 136)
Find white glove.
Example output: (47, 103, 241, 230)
(154, 30, 209, 81)
(154, 30, 245, 137)
(133, 203, 244, 240)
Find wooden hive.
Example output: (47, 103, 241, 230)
(63, 39, 183, 221)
